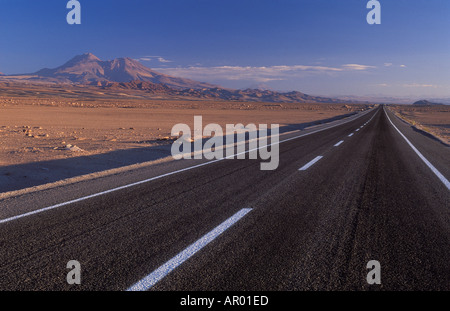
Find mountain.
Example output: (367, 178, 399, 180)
(0, 53, 363, 104)
(4, 53, 216, 90)
(412, 99, 443, 106)
(97, 82, 343, 103)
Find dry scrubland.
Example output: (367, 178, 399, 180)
(389, 105, 450, 145)
(0, 86, 371, 167)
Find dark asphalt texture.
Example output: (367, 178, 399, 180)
(0, 106, 448, 291)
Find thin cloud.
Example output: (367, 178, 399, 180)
(383, 63, 407, 68)
(156, 63, 375, 82)
(156, 57, 172, 63)
(137, 56, 173, 63)
(341, 64, 376, 71)
(403, 83, 437, 88)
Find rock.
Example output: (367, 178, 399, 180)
(157, 136, 179, 142)
(55, 144, 85, 152)
(66, 144, 83, 152)
(181, 137, 194, 143)
(157, 136, 171, 141)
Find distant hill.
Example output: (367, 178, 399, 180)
(179, 87, 344, 103)
(412, 100, 444, 106)
(3, 53, 216, 90)
(98, 81, 344, 103)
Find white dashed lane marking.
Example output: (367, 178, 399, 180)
(299, 156, 323, 171)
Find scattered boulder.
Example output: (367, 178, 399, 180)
(54, 144, 84, 152)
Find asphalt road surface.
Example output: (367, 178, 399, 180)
(0, 105, 448, 291)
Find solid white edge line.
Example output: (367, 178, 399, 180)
(299, 156, 323, 171)
(1, 108, 377, 224)
(0, 160, 224, 224)
(384, 107, 450, 190)
(334, 140, 344, 147)
(126, 208, 252, 291)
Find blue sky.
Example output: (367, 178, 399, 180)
(0, 0, 449, 98)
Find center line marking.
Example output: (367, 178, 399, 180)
(334, 140, 344, 147)
(126, 208, 252, 291)
(348, 133, 354, 137)
(0, 107, 378, 224)
(299, 156, 323, 171)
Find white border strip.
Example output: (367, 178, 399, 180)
(0, 108, 376, 224)
(126, 208, 252, 291)
(384, 108, 450, 190)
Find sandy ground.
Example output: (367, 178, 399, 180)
(0, 84, 374, 193)
(0, 99, 370, 167)
(389, 105, 450, 145)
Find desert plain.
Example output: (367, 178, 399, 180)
(1, 83, 448, 194)
(389, 104, 450, 145)
(0, 83, 372, 167)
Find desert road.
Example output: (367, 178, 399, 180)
(0, 105, 449, 291)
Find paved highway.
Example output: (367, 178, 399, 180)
(0, 105, 448, 291)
